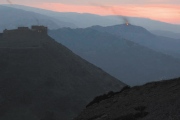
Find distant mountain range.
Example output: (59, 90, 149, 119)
(2, 4, 180, 85)
(0, 28, 124, 120)
(3, 4, 180, 33)
(91, 24, 180, 58)
(1, 4, 180, 120)
(49, 27, 180, 85)
(75, 77, 180, 120)
(0, 5, 76, 31)
(150, 30, 180, 39)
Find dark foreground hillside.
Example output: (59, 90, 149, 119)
(0, 29, 125, 120)
(75, 77, 180, 120)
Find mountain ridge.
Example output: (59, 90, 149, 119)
(49, 27, 180, 85)
(3, 4, 180, 33)
(0, 5, 76, 32)
(150, 30, 180, 39)
(90, 24, 180, 58)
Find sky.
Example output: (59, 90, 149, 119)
(2, 0, 180, 24)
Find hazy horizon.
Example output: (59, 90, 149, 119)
(0, 0, 180, 24)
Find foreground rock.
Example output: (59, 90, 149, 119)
(75, 77, 180, 120)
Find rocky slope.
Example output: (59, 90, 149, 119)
(75, 77, 180, 120)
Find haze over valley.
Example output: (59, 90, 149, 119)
(0, 2, 180, 120)
(49, 26, 180, 85)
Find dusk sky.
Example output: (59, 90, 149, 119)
(2, 0, 180, 24)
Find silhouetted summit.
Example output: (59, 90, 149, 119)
(0, 27, 125, 120)
(91, 24, 180, 58)
(91, 24, 154, 36)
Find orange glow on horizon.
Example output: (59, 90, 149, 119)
(126, 22, 129, 26)
(29, 3, 180, 24)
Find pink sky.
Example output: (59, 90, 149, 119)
(3, 0, 179, 24)
(28, 3, 180, 24)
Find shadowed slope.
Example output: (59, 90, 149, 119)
(0, 30, 124, 120)
(75, 77, 180, 120)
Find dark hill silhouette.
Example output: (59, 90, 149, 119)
(0, 28, 125, 120)
(49, 28, 180, 85)
(75, 77, 180, 120)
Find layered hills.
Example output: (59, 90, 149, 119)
(75, 77, 180, 120)
(150, 30, 180, 39)
(49, 27, 180, 85)
(0, 6, 76, 31)
(0, 27, 124, 120)
(91, 24, 180, 58)
(4, 4, 180, 33)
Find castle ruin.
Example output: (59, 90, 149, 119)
(2, 25, 48, 35)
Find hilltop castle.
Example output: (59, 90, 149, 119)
(2, 25, 48, 36)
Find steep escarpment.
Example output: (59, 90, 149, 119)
(0, 28, 125, 120)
